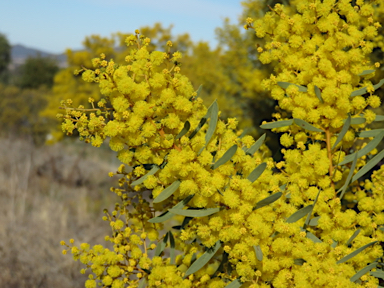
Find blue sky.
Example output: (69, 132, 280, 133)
(1, 0, 243, 54)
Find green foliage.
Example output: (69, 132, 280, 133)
(0, 33, 11, 83)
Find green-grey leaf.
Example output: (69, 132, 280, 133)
(212, 145, 237, 170)
(337, 241, 378, 264)
(370, 271, 384, 280)
(332, 115, 351, 149)
(358, 69, 375, 76)
(339, 131, 384, 166)
(351, 149, 384, 183)
(176, 121, 191, 140)
(154, 233, 169, 256)
(350, 117, 366, 124)
(169, 207, 220, 217)
(169, 231, 176, 264)
(189, 100, 217, 140)
(131, 165, 160, 186)
(247, 163, 267, 183)
(245, 133, 266, 155)
(358, 129, 384, 138)
(304, 189, 321, 227)
(375, 115, 384, 121)
(260, 119, 293, 129)
(153, 180, 181, 204)
(294, 259, 306, 265)
(196, 84, 203, 97)
(374, 79, 384, 90)
(314, 85, 323, 103)
(350, 262, 378, 282)
(253, 192, 282, 211)
(294, 118, 323, 132)
(253, 245, 263, 261)
(338, 153, 358, 200)
(225, 279, 242, 288)
(350, 87, 368, 97)
(346, 229, 361, 247)
(138, 278, 146, 288)
(308, 216, 320, 226)
(306, 231, 322, 243)
(331, 240, 338, 248)
(277, 81, 308, 92)
(198, 101, 219, 155)
(286, 205, 313, 223)
(148, 194, 194, 223)
(185, 241, 221, 277)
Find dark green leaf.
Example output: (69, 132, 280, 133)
(260, 119, 293, 129)
(245, 133, 265, 155)
(338, 153, 358, 200)
(358, 129, 384, 138)
(253, 192, 282, 211)
(185, 241, 221, 277)
(180, 216, 193, 230)
(332, 115, 351, 149)
(253, 245, 263, 261)
(247, 163, 267, 183)
(314, 85, 323, 103)
(294, 118, 324, 132)
(358, 69, 375, 76)
(350, 262, 378, 282)
(306, 231, 322, 243)
(189, 118, 207, 139)
(346, 229, 361, 247)
(337, 241, 378, 264)
(169, 231, 175, 265)
(212, 145, 237, 170)
(339, 131, 384, 165)
(169, 207, 220, 217)
(131, 165, 160, 186)
(277, 81, 308, 92)
(148, 194, 194, 223)
(351, 149, 384, 183)
(154, 233, 169, 256)
(213, 252, 228, 277)
(308, 216, 320, 226)
(286, 205, 313, 223)
(175, 121, 191, 140)
(153, 180, 180, 203)
(225, 279, 242, 288)
(294, 259, 306, 265)
(370, 271, 384, 280)
(198, 101, 219, 155)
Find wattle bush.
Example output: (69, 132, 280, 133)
(60, 1, 384, 287)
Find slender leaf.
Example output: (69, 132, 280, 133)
(247, 163, 267, 183)
(253, 192, 282, 211)
(196, 85, 203, 97)
(338, 153, 358, 200)
(294, 259, 306, 265)
(153, 180, 181, 203)
(304, 189, 321, 227)
(189, 118, 207, 139)
(331, 240, 338, 248)
(260, 119, 293, 129)
(308, 216, 320, 226)
(339, 131, 384, 165)
(350, 262, 378, 282)
(358, 129, 384, 138)
(245, 133, 266, 155)
(148, 194, 194, 223)
(169, 207, 220, 217)
(374, 79, 384, 90)
(306, 231, 322, 243)
(337, 241, 378, 264)
(375, 115, 384, 122)
(294, 118, 323, 132)
(213, 251, 228, 277)
(346, 229, 361, 247)
(212, 145, 237, 170)
(358, 69, 375, 76)
(314, 85, 323, 103)
(175, 121, 191, 140)
(131, 165, 160, 186)
(180, 216, 193, 230)
(225, 279, 242, 288)
(253, 245, 263, 261)
(332, 115, 351, 149)
(351, 117, 366, 124)
(169, 231, 176, 265)
(370, 271, 384, 280)
(286, 205, 313, 223)
(198, 101, 219, 155)
(352, 149, 384, 183)
(154, 233, 169, 256)
(277, 81, 308, 92)
(138, 278, 147, 288)
(351, 87, 368, 97)
(185, 241, 221, 277)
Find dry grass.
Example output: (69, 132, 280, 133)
(0, 136, 120, 288)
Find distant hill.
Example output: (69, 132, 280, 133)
(10, 44, 67, 70)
